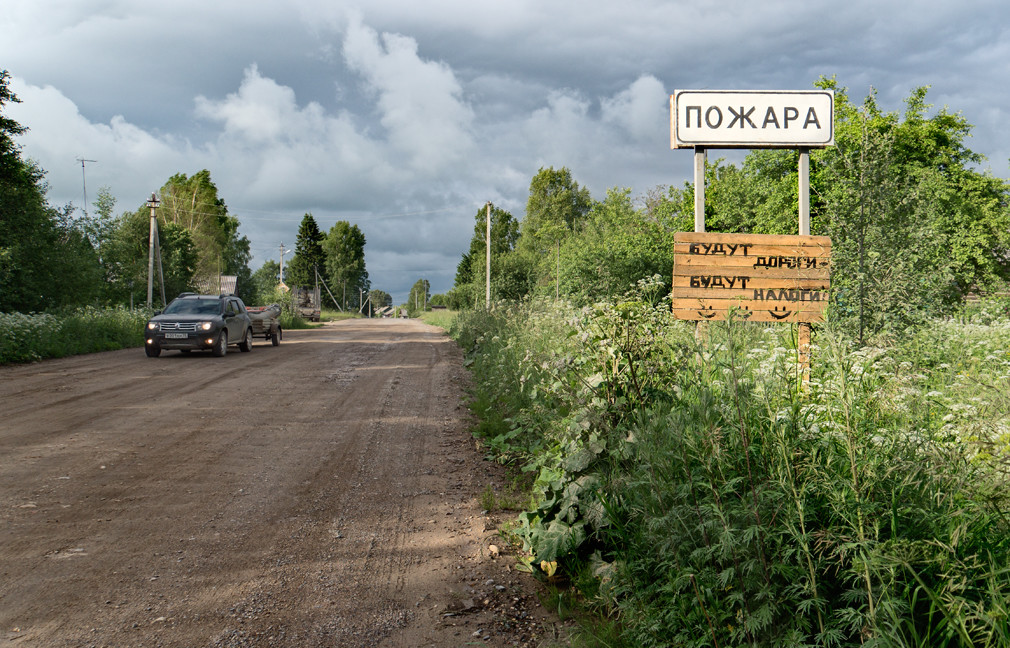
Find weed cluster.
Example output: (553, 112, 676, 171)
(0, 306, 152, 364)
(452, 287, 1010, 647)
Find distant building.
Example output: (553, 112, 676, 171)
(196, 275, 238, 295)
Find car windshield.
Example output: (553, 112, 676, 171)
(162, 298, 221, 315)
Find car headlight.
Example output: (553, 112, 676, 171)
(200, 321, 213, 330)
(147, 322, 157, 330)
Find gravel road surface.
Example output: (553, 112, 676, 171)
(0, 319, 559, 647)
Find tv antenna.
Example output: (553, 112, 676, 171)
(77, 157, 97, 217)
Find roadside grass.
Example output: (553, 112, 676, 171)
(0, 306, 152, 364)
(322, 309, 361, 322)
(419, 309, 457, 330)
(451, 289, 1010, 647)
(0, 303, 368, 366)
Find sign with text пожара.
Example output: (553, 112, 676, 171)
(673, 232, 831, 323)
(671, 90, 834, 149)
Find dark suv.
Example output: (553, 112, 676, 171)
(145, 293, 254, 357)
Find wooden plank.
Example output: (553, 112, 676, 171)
(673, 275, 829, 290)
(673, 297, 828, 310)
(673, 262, 831, 280)
(675, 232, 832, 246)
(674, 242, 831, 258)
(672, 287, 829, 301)
(675, 254, 830, 269)
(673, 296, 827, 323)
(673, 308, 826, 323)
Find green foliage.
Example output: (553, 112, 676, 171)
(248, 259, 280, 306)
(453, 204, 531, 308)
(812, 83, 976, 340)
(406, 278, 430, 316)
(286, 213, 325, 288)
(419, 308, 456, 331)
(156, 170, 251, 293)
(0, 187, 104, 311)
(452, 294, 1010, 647)
(97, 207, 197, 308)
(0, 306, 152, 364)
(558, 188, 676, 304)
(322, 220, 369, 309)
(456, 204, 520, 285)
(369, 289, 392, 309)
(0, 71, 105, 312)
(0, 69, 30, 183)
(519, 166, 593, 257)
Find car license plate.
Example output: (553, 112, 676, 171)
(164, 332, 188, 339)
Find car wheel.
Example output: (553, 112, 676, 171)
(145, 344, 161, 358)
(212, 331, 227, 357)
(239, 327, 253, 352)
(271, 327, 280, 346)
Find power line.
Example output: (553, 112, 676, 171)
(231, 205, 458, 222)
(126, 204, 458, 224)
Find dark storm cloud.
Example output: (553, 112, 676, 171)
(2, 0, 1008, 303)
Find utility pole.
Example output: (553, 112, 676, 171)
(146, 193, 160, 307)
(77, 157, 96, 217)
(485, 202, 491, 310)
(278, 243, 290, 288)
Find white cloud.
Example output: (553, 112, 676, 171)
(7, 77, 189, 209)
(342, 14, 475, 172)
(194, 66, 302, 144)
(5, 1, 1009, 304)
(601, 75, 668, 142)
(193, 64, 396, 209)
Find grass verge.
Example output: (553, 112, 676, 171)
(0, 306, 152, 364)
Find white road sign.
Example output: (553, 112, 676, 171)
(671, 90, 834, 149)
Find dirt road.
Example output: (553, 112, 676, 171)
(0, 319, 557, 647)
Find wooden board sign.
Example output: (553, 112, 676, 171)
(672, 232, 831, 323)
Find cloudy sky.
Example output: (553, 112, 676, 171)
(3, 0, 1008, 303)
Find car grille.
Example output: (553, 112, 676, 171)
(159, 322, 199, 332)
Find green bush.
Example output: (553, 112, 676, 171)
(452, 292, 1010, 647)
(0, 306, 152, 364)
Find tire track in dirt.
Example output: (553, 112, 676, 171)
(0, 320, 557, 647)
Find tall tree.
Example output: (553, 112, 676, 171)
(99, 207, 198, 307)
(407, 278, 430, 313)
(814, 80, 1009, 338)
(0, 69, 30, 185)
(368, 289, 392, 309)
(455, 204, 521, 287)
(156, 170, 250, 291)
(0, 69, 103, 311)
(558, 187, 674, 303)
(322, 221, 368, 310)
(286, 213, 325, 288)
(249, 259, 281, 306)
(519, 166, 593, 256)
